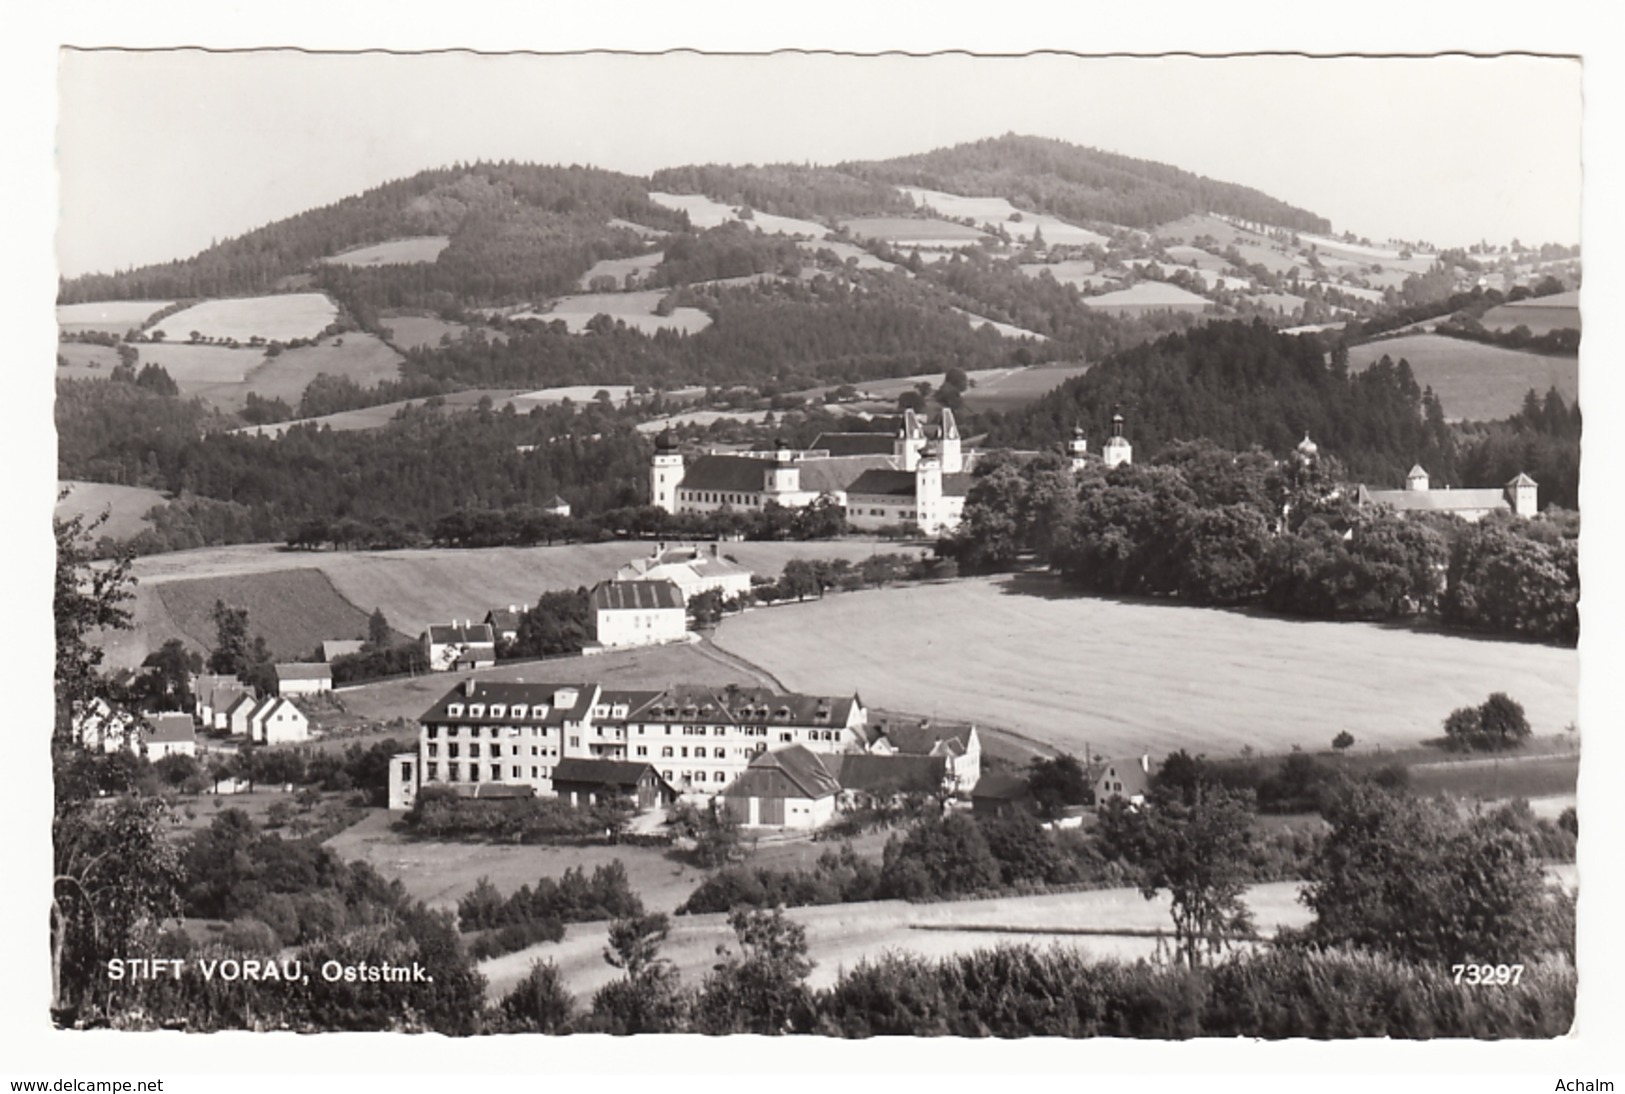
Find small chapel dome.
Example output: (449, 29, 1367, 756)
(1297, 433, 1319, 457)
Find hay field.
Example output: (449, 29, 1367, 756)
(320, 237, 450, 267)
(1164, 245, 1232, 272)
(55, 480, 168, 540)
(152, 567, 388, 662)
(800, 239, 897, 271)
(841, 217, 990, 247)
(895, 187, 1107, 247)
(575, 251, 663, 289)
(230, 388, 528, 438)
(135, 343, 265, 389)
(154, 293, 339, 343)
(192, 333, 405, 413)
(1082, 282, 1210, 313)
(711, 576, 1578, 759)
(381, 313, 507, 352)
(1249, 291, 1308, 315)
(1348, 333, 1578, 421)
(1152, 213, 1266, 249)
(634, 409, 774, 434)
(961, 364, 1090, 414)
(512, 291, 712, 336)
(55, 342, 121, 377)
(1480, 291, 1581, 336)
(952, 308, 1049, 341)
(57, 300, 173, 335)
(645, 192, 826, 239)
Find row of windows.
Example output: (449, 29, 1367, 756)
(680, 491, 762, 507)
(633, 743, 768, 759)
(427, 742, 559, 760)
(426, 722, 845, 744)
(857, 507, 917, 518)
(428, 723, 555, 739)
(665, 771, 730, 784)
(427, 762, 552, 783)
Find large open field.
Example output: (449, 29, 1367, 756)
(153, 293, 339, 344)
(1082, 282, 1210, 314)
(711, 576, 1578, 759)
(320, 237, 450, 267)
(55, 480, 168, 541)
(152, 567, 398, 662)
(128, 343, 265, 390)
(1347, 333, 1578, 421)
(511, 290, 711, 336)
(108, 539, 910, 671)
(799, 239, 898, 271)
(576, 251, 664, 289)
(895, 187, 1109, 248)
(960, 363, 1090, 414)
(54, 342, 122, 377)
(645, 192, 827, 239)
(1479, 290, 1581, 336)
(840, 216, 990, 248)
(57, 300, 174, 335)
(380, 313, 508, 352)
(952, 308, 1049, 341)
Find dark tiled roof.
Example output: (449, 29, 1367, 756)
(590, 579, 685, 611)
(810, 432, 897, 457)
(724, 745, 840, 800)
(275, 662, 332, 681)
(1096, 759, 1151, 796)
(426, 623, 497, 645)
(551, 758, 670, 790)
(485, 609, 524, 633)
(419, 682, 597, 725)
(882, 722, 975, 757)
(845, 469, 918, 497)
(834, 753, 947, 793)
(144, 713, 196, 744)
(628, 684, 855, 728)
(678, 454, 770, 493)
(798, 456, 895, 495)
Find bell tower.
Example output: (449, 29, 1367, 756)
(650, 430, 683, 513)
(1102, 412, 1133, 469)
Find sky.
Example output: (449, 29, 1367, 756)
(56, 50, 1583, 278)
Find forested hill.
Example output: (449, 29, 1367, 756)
(58, 163, 690, 305)
(991, 321, 1453, 488)
(843, 134, 1331, 233)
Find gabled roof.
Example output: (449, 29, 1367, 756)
(484, 608, 524, 632)
(834, 753, 947, 794)
(590, 579, 685, 612)
(1097, 758, 1152, 797)
(419, 681, 598, 725)
(881, 722, 976, 757)
(724, 745, 840, 801)
(678, 454, 771, 493)
(225, 693, 259, 717)
(845, 469, 918, 497)
(971, 771, 1032, 800)
(455, 782, 537, 800)
(1359, 486, 1510, 513)
(144, 712, 196, 744)
(627, 684, 857, 728)
(426, 623, 497, 646)
(1507, 472, 1538, 487)
(796, 456, 896, 495)
(275, 662, 332, 681)
(551, 758, 672, 791)
(320, 640, 364, 662)
(810, 432, 897, 457)
(1407, 464, 1429, 477)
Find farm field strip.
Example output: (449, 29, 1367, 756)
(154, 292, 339, 343)
(54, 342, 122, 377)
(1083, 282, 1210, 309)
(511, 290, 712, 336)
(576, 251, 664, 289)
(380, 313, 508, 352)
(710, 577, 1578, 759)
(320, 237, 450, 266)
(185, 333, 405, 413)
(55, 481, 169, 541)
(230, 388, 531, 437)
(645, 192, 827, 239)
(952, 307, 1049, 341)
(840, 216, 991, 247)
(57, 299, 175, 333)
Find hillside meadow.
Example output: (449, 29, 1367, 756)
(1347, 332, 1577, 422)
(710, 576, 1578, 760)
(57, 300, 174, 335)
(154, 292, 339, 343)
(55, 480, 169, 541)
(320, 237, 450, 267)
(55, 342, 121, 377)
(188, 333, 405, 413)
(106, 538, 914, 671)
(380, 313, 508, 352)
(510, 290, 712, 336)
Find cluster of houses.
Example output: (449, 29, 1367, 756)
(72, 669, 319, 761)
(386, 676, 1158, 831)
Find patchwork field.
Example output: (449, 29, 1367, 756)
(576, 251, 664, 289)
(57, 300, 174, 335)
(380, 313, 507, 352)
(1082, 282, 1210, 314)
(634, 409, 775, 434)
(960, 363, 1090, 414)
(153, 292, 339, 343)
(1152, 213, 1270, 249)
(711, 576, 1579, 759)
(54, 342, 122, 377)
(1347, 333, 1578, 421)
(232, 388, 530, 438)
(895, 187, 1110, 248)
(151, 567, 394, 662)
(133, 343, 266, 388)
(645, 193, 828, 239)
(320, 237, 450, 267)
(841, 216, 990, 248)
(511, 291, 712, 336)
(188, 333, 405, 413)
(1248, 291, 1309, 315)
(800, 239, 899, 271)
(1163, 245, 1231, 272)
(55, 480, 169, 541)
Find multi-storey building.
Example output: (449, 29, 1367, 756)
(388, 679, 868, 810)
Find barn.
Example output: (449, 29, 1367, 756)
(721, 745, 841, 829)
(550, 758, 679, 810)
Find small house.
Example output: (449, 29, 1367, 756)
(274, 662, 333, 696)
(970, 772, 1036, 818)
(870, 720, 982, 793)
(721, 745, 840, 829)
(484, 606, 524, 645)
(193, 674, 249, 730)
(249, 696, 311, 745)
(550, 758, 678, 810)
(72, 698, 140, 754)
(589, 580, 687, 649)
(1094, 755, 1152, 809)
(832, 752, 948, 807)
(423, 622, 498, 672)
(142, 713, 197, 759)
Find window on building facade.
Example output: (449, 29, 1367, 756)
(449, 763, 461, 782)
(636, 746, 647, 757)
(570, 736, 580, 748)
(491, 765, 500, 781)
(427, 743, 439, 758)
(715, 771, 725, 783)
(470, 744, 481, 758)
(530, 766, 538, 778)
(427, 763, 439, 781)
(662, 746, 673, 758)
(427, 725, 439, 739)
(780, 732, 792, 743)
(449, 743, 460, 758)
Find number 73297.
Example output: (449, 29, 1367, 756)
(1452, 963, 1524, 985)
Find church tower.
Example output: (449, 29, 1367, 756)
(1067, 426, 1089, 472)
(914, 443, 943, 534)
(1505, 472, 1538, 517)
(1405, 464, 1430, 492)
(938, 408, 963, 473)
(895, 409, 926, 471)
(1102, 412, 1133, 469)
(650, 430, 683, 513)
(763, 438, 801, 498)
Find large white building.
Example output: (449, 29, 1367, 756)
(614, 542, 754, 601)
(589, 579, 689, 648)
(649, 409, 974, 536)
(1356, 464, 1538, 522)
(388, 679, 870, 809)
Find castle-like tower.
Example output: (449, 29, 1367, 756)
(762, 438, 801, 497)
(1067, 426, 1089, 472)
(650, 430, 683, 513)
(1405, 464, 1430, 492)
(895, 410, 927, 471)
(1102, 412, 1133, 469)
(1506, 472, 1538, 517)
(937, 408, 963, 473)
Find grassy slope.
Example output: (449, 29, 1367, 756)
(55, 480, 168, 541)
(710, 575, 1578, 759)
(152, 567, 392, 663)
(1347, 332, 1577, 421)
(192, 333, 404, 412)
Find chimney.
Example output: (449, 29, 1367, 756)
(1140, 754, 1151, 773)
(463, 679, 477, 697)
